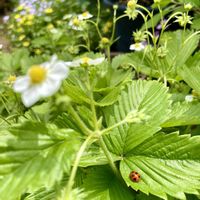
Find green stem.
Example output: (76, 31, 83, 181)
(68, 105, 92, 135)
(84, 28, 91, 51)
(0, 115, 11, 125)
(97, 0, 101, 25)
(86, 72, 119, 177)
(158, 5, 163, 23)
(90, 101, 98, 131)
(110, 7, 117, 44)
(106, 46, 111, 63)
(160, 12, 182, 40)
(184, 31, 200, 44)
(0, 95, 10, 115)
(64, 134, 94, 199)
(115, 14, 127, 22)
(100, 119, 126, 135)
(99, 136, 119, 177)
(87, 20, 102, 39)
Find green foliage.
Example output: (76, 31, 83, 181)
(179, 65, 200, 95)
(120, 132, 200, 199)
(162, 102, 200, 127)
(0, 122, 80, 200)
(79, 145, 121, 167)
(0, 0, 200, 199)
(103, 80, 170, 155)
(82, 166, 134, 200)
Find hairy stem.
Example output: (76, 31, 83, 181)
(100, 119, 126, 135)
(64, 134, 94, 199)
(99, 136, 120, 177)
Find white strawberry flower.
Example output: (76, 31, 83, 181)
(68, 17, 83, 31)
(130, 42, 146, 51)
(78, 11, 93, 20)
(65, 56, 105, 67)
(13, 55, 69, 107)
(185, 95, 193, 102)
(69, 12, 92, 31)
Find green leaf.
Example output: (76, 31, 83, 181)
(0, 122, 80, 200)
(178, 0, 200, 6)
(103, 80, 170, 155)
(63, 81, 91, 105)
(82, 166, 134, 200)
(95, 86, 122, 107)
(162, 102, 200, 127)
(31, 37, 50, 46)
(25, 188, 57, 200)
(179, 65, 200, 94)
(120, 132, 200, 200)
(192, 17, 200, 30)
(165, 30, 200, 68)
(79, 145, 121, 167)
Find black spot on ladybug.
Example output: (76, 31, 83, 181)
(129, 171, 141, 182)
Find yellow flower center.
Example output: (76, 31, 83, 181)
(27, 14, 34, 20)
(7, 75, 16, 83)
(45, 8, 53, 14)
(82, 57, 90, 65)
(135, 43, 141, 48)
(28, 65, 47, 84)
(17, 5, 24, 11)
(23, 41, 30, 47)
(19, 35, 25, 41)
(47, 24, 54, 30)
(25, 20, 33, 26)
(73, 18, 80, 26)
(35, 49, 42, 55)
(82, 11, 89, 17)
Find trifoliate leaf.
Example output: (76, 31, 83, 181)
(103, 80, 170, 155)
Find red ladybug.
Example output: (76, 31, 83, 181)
(129, 171, 141, 182)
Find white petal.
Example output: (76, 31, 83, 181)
(65, 59, 82, 67)
(185, 95, 193, 102)
(40, 79, 61, 97)
(63, 14, 73, 20)
(42, 55, 58, 70)
(78, 13, 93, 20)
(129, 44, 135, 50)
(21, 86, 41, 107)
(130, 43, 145, 51)
(13, 76, 30, 93)
(50, 55, 58, 65)
(48, 61, 69, 80)
(89, 57, 105, 65)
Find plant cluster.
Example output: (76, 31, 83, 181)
(0, 0, 200, 200)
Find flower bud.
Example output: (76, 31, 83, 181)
(184, 3, 192, 11)
(127, 0, 137, 9)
